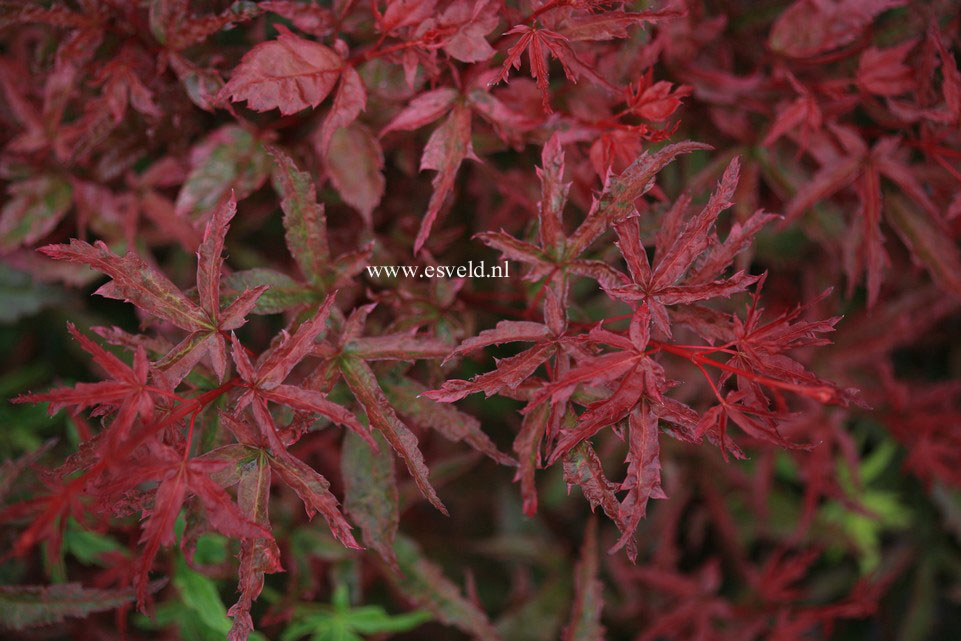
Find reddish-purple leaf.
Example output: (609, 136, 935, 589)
(857, 39, 917, 96)
(568, 141, 712, 256)
(339, 356, 448, 515)
(563, 442, 636, 561)
(380, 87, 459, 136)
(562, 518, 606, 641)
(384, 376, 515, 466)
(40, 240, 211, 332)
(415, 103, 475, 254)
(322, 124, 385, 226)
(612, 401, 665, 554)
(219, 25, 342, 114)
(317, 66, 366, 157)
(269, 452, 360, 549)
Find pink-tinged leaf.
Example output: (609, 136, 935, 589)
(0, 175, 73, 250)
(269, 452, 360, 549)
(154, 331, 220, 389)
(495, 25, 613, 113)
(568, 260, 632, 289)
(874, 149, 939, 220)
(629, 304, 652, 352)
(342, 302, 377, 342)
(612, 401, 665, 555)
(317, 66, 366, 157)
(886, 194, 961, 299)
(259, 1, 334, 37)
(768, 0, 906, 58)
(269, 147, 330, 285)
(175, 125, 272, 222)
(342, 430, 399, 571)
(424, 343, 556, 402)
(653, 271, 760, 306)
(855, 168, 887, 308)
(857, 39, 917, 96)
(219, 25, 342, 115)
(613, 218, 652, 286)
(0, 581, 166, 631)
(562, 518, 606, 641)
(569, 142, 712, 256)
(220, 285, 271, 330)
(560, 8, 682, 41)
(389, 536, 504, 641)
(514, 402, 549, 516)
(380, 0, 437, 34)
(415, 103, 475, 254)
(218, 413, 263, 449)
(380, 87, 459, 135)
(689, 210, 779, 284)
(930, 24, 961, 121)
(228, 453, 283, 641)
(653, 157, 740, 287)
(549, 364, 645, 465)
(339, 356, 448, 515)
(537, 132, 570, 250)
(323, 124, 385, 226)
(436, 0, 498, 63)
(190, 471, 272, 541)
(563, 442, 636, 561)
(196, 194, 237, 318)
(153, 0, 262, 50)
(256, 293, 336, 388)
(539, 351, 642, 407)
(68, 321, 141, 385)
(39, 240, 211, 332)
(168, 52, 224, 112)
(763, 95, 821, 148)
(782, 154, 864, 225)
(475, 231, 549, 268)
(384, 376, 515, 466)
(349, 334, 450, 361)
(444, 320, 551, 364)
(497, 26, 547, 112)
(262, 384, 376, 448)
(136, 470, 187, 608)
(629, 80, 692, 122)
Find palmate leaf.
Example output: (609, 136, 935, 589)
(42, 194, 267, 386)
(281, 584, 430, 641)
(14, 322, 154, 443)
(0, 580, 166, 630)
(39, 240, 211, 332)
(219, 24, 342, 115)
(123, 443, 272, 608)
